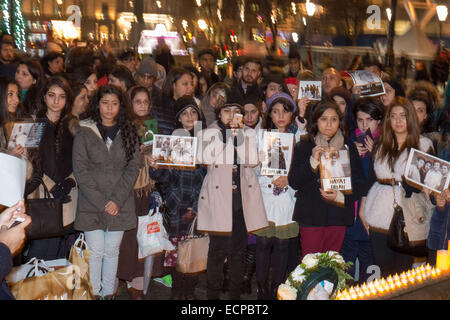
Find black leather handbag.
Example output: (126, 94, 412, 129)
(387, 179, 428, 257)
(25, 180, 64, 240)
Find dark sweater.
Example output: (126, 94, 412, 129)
(152, 94, 177, 136)
(288, 138, 367, 227)
(0, 243, 14, 300)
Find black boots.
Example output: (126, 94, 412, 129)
(257, 282, 269, 300)
(242, 245, 256, 295)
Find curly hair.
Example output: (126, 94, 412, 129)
(86, 85, 138, 163)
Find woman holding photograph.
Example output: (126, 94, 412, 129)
(0, 77, 27, 156)
(197, 90, 268, 300)
(253, 92, 302, 300)
(72, 85, 140, 300)
(148, 95, 206, 300)
(361, 97, 434, 277)
(288, 100, 366, 259)
(116, 86, 159, 300)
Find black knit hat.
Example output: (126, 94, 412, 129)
(215, 88, 245, 117)
(174, 95, 202, 120)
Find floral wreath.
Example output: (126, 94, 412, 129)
(278, 251, 353, 300)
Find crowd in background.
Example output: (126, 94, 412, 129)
(0, 32, 449, 300)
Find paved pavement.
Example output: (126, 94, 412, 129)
(115, 272, 259, 300)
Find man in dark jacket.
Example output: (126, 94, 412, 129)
(232, 57, 263, 101)
(198, 49, 220, 84)
(0, 201, 31, 300)
(0, 41, 17, 78)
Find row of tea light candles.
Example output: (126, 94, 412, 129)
(334, 264, 444, 300)
(335, 243, 450, 300)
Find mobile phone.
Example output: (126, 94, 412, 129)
(233, 113, 243, 126)
(8, 217, 25, 229)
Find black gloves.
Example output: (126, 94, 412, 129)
(51, 178, 76, 203)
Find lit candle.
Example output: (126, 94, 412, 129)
(436, 268, 442, 276)
(436, 250, 450, 272)
(416, 273, 423, 282)
(368, 282, 377, 295)
(431, 268, 437, 278)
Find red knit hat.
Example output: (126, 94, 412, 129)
(284, 77, 299, 86)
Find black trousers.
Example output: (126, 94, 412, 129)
(370, 230, 414, 278)
(206, 207, 247, 300)
(255, 236, 289, 289)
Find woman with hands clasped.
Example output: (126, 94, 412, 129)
(288, 100, 366, 258)
(72, 85, 140, 300)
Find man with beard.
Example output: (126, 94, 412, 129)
(233, 57, 263, 100)
(198, 49, 220, 84)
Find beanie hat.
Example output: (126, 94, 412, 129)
(174, 95, 202, 120)
(284, 77, 299, 86)
(137, 58, 158, 77)
(266, 92, 297, 113)
(216, 89, 245, 114)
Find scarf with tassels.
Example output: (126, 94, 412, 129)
(314, 129, 345, 150)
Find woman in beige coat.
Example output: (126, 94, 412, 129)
(197, 91, 268, 300)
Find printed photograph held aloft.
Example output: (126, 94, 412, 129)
(346, 70, 385, 97)
(261, 131, 294, 176)
(152, 134, 197, 168)
(404, 148, 450, 194)
(319, 146, 352, 193)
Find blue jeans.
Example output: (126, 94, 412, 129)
(85, 230, 124, 297)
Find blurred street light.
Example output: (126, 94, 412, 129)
(198, 19, 208, 31)
(292, 32, 299, 42)
(386, 8, 392, 21)
(437, 5, 448, 22)
(156, 1, 161, 9)
(305, 0, 316, 17)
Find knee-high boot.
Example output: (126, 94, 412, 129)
(241, 244, 256, 295)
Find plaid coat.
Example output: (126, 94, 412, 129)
(150, 165, 207, 237)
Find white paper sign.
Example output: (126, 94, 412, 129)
(0, 152, 26, 207)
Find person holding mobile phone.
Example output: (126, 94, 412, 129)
(0, 200, 31, 300)
(197, 89, 268, 300)
(340, 98, 383, 283)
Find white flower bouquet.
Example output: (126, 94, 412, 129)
(277, 251, 353, 300)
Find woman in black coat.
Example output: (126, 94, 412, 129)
(288, 100, 366, 258)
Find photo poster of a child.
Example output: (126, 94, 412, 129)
(404, 148, 450, 194)
(261, 131, 294, 176)
(7, 121, 45, 149)
(152, 134, 197, 168)
(319, 146, 352, 193)
(298, 81, 322, 101)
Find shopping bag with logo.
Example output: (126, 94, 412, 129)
(137, 206, 174, 259)
(176, 216, 210, 274)
(7, 258, 74, 300)
(68, 233, 94, 300)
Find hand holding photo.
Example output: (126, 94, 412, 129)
(404, 148, 450, 194)
(346, 70, 385, 97)
(152, 134, 197, 168)
(319, 146, 352, 192)
(261, 131, 294, 176)
(298, 81, 322, 101)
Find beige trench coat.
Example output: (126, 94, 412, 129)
(196, 121, 268, 233)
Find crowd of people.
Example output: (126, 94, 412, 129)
(0, 33, 449, 301)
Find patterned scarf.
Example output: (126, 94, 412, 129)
(314, 129, 345, 150)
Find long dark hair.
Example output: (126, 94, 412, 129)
(407, 91, 435, 133)
(374, 96, 421, 168)
(0, 77, 26, 124)
(162, 67, 192, 99)
(86, 85, 138, 163)
(37, 76, 74, 156)
(307, 99, 347, 142)
(41, 52, 64, 76)
(19, 58, 46, 115)
(264, 97, 294, 130)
